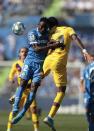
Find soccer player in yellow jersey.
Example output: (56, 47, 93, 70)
(7, 47, 39, 131)
(43, 17, 92, 131)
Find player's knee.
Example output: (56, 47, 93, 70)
(31, 106, 37, 113)
(53, 102, 60, 108)
(40, 71, 44, 79)
(32, 82, 40, 88)
(31, 82, 40, 92)
(57, 86, 66, 93)
(20, 79, 28, 88)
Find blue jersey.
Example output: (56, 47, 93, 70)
(82, 62, 94, 102)
(25, 28, 49, 64)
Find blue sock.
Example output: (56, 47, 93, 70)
(13, 86, 25, 113)
(22, 90, 37, 112)
(21, 91, 35, 113)
(12, 91, 36, 124)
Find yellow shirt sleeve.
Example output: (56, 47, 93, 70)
(9, 62, 16, 81)
(67, 27, 76, 37)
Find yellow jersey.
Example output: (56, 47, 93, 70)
(9, 60, 23, 81)
(50, 26, 76, 65)
(9, 59, 31, 94)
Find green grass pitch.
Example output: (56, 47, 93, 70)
(0, 111, 87, 131)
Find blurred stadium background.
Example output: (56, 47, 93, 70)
(0, 0, 94, 130)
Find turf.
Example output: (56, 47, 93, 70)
(0, 111, 87, 131)
(0, 67, 10, 88)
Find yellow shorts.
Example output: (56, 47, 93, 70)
(43, 54, 67, 87)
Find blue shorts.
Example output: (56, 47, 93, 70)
(20, 61, 43, 84)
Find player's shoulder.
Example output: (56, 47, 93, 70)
(16, 60, 23, 65)
(12, 60, 19, 66)
(13, 59, 22, 66)
(56, 26, 74, 33)
(28, 28, 37, 36)
(28, 28, 38, 43)
(10, 60, 19, 70)
(57, 26, 74, 29)
(14, 60, 23, 71)
(63, 26, 74, 31)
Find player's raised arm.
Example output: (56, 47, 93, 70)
(32, 41, 65, 52)
(71, 34, 92, 62)
(80, 79, 85, 93)
(28, 30, 64, 52)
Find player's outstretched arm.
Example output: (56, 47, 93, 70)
(80, 79, 85, 93)
(71, 34, 92, 62)
(32, 41, 65, 52)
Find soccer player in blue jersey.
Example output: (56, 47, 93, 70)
(11, 17, 63, 125)
(80, 55, 94, 131)
(11, 17, 49, 122)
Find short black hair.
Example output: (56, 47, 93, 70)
(39, 17, 49, 24)
(18, 47, 28, 59)
(48, 17, 59, 29)
(19, 47, 28, 53)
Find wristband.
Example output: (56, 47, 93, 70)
(82, 49, 87, 54)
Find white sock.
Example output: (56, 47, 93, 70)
(48, 115, 53, 120)
(7, 129, 12, 131)
(34, 129, 39, 131)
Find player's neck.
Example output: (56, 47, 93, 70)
(19, 58, 24, 62)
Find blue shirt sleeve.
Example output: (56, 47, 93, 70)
(28, 31, 38, 45)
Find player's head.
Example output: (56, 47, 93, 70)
(38, 17, 49, 34)
(48, 17, 59, 29)
(19, 47, 28, 60)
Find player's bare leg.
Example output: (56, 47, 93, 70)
(43, 86, 66, 131)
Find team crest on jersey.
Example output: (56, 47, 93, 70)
(31, 34, 35, 41)
(29, 33, 35, 41)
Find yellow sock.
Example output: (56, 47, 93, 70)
(32, 113, 39, 131)
(7, 112, 13, 131)
(25, 108, 31, 120)
(49, 92, 65, 118)
(30, 100, 39, 131)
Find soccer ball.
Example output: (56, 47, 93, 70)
(12, 22, 25, 35)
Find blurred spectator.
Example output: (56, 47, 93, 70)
(8, 0, 23, 14)
(5, 34, 16, 59)
(0, 37, 5, 60)
(62, 0, 94, 16)
(0, 0, 4, 25)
